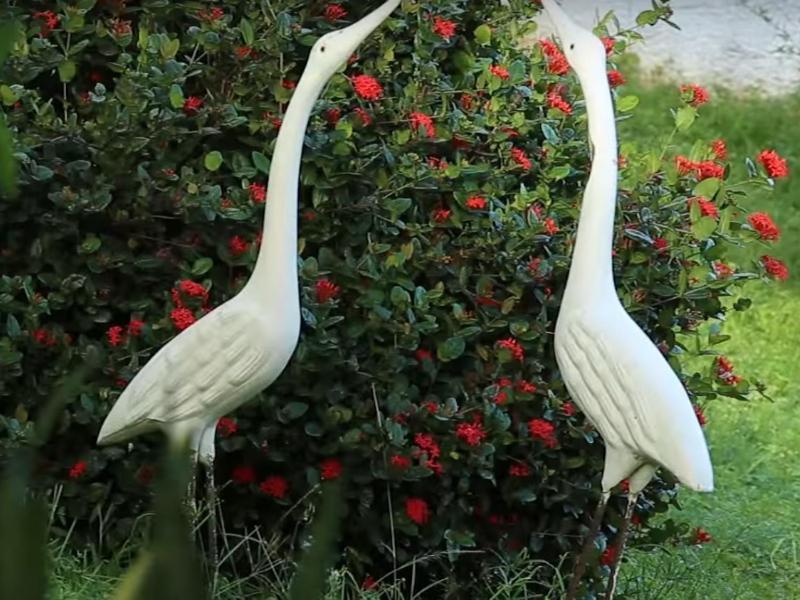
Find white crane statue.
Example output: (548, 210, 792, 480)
(540, 1, 714, 598)
(97, 0, 402, 564)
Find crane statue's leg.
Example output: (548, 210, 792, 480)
(198, 422, 219, 581)
(604, 493, 638, 600)
(565, 491, 610, 600)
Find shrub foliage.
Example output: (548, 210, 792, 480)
(0, 0, 786, 594)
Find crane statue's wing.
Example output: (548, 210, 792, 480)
(100, 302, 274, 442)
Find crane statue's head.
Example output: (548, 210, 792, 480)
(541, 0, 607, 75)
(307, 0, 401, 78)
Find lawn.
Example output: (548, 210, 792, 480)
(48, 77, 800, 599)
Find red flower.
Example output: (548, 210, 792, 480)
(758, 149, 789, 178)
(178, 279, 208, 299)
(493, 390, 509, 405)
(432, 208, 451, 223)
(497, 337, 524, 361)
(415, 348, 433, 363)
(170, 308, 196, 331)
(697, 160, 725, 180)
(511, 147, 532, 170)
(716, 356, 742, 385)
(528, 418, 557, 448)
(217, 417, 238, 437)
(601, 36, 616, 55)
(136, 465, 155, 485)
(676, 155, 696, 175)
(466, 195, 487, 210)
(353, 107, 372, 126)
(540, 39, 569, 75)
(761, 255, 789, 281)
(600, 545, 618, 566)
(713, 262, 734, 278)
(32, 328, 56, 347)
(315, 279, 341, 303)
(228, 235, 250, 256)
(711, 139, 728, 160)
(516, 380, 537, 394)
(456, 422, 487, 447)
(432, 16, 457, 40)
(33, 11, 60, 36)
(232, 465, 257, 485)
(325, 108, 342, 125)
(182, 96, 203, 116)
(680, 83, 710, 107)
(410, 112, 436, 138)
(652, 237, 669, 253)
(692, 527, 713, 544)
(688, 196, 719, 219)
(489, 64, 510, 80)
(68, 460, 88, 480)
(249, 182, 267, 204)
(128, 319, 145, 337)
(259, 475, 289, 499)
(561, 401, 577, 416)
(234, 46, 254, 59)
(414, 433, 441, 459)
(362, 576, 378, 590)
(607, 70, 626, 87)
(352, 75, 384, 101)
(320, 458, 343, 480)
(106, 325, 125, 347)
(198, 7, 224, 21)
(694, 405, 707, 427)
(509, 463, 531, 477)
(323, 3, 348, 22)
(110, 18, 132, 36)
(543, 217, 559, 235)
(459, 94, 475, 111)
(281, 79, 297, 90)
(748, 212, 780, 241)
(390, 455, 411, 470)
(547, 90, 572, 114)
(405, 497, 430, 525)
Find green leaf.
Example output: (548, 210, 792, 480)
(385, 197, 412, 220)
(549, 165, 571, 181)
(6, 314, 21, 338)
(636, 9, 660, 26)
(240, 18, 255, 46)
(693, 177, 720, 199)
(251, 151, 270, 174)
(204, 151, 223, 171)
(616, 95, 639, 112)
(474, 24, 492, 45)
(80, 236, 102, 254)
(58, 60, 77, 83)
(168, 84, 184, 109)
(281, 402, 309, 421)
(691, 216, 717, 241)
(191, 257, 213, 276)
(452, 50, 475, 73)
(675, 106, 697, 131)
(160, 37, 180, 60)
(437, 337, 465, 362)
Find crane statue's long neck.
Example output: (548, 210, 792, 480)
(564, 62, 619, 299)
(246, 72, 327, 303)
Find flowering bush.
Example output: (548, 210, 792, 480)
(0, 0, 788, 595)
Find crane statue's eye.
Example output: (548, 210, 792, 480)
(320, 46, 326, 53)
(570, 43, 575, 50)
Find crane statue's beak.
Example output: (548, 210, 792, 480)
(335, 0, 401, 60)
(541, 0, 578, 41)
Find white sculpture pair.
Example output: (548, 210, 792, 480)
(97, 1, 713, 597)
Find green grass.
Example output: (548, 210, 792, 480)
(619, 74, 800, 599)
(48, 76, 800, 599)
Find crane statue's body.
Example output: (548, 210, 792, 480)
(540, 2, 714, 598)
(96, 0, 401, 565)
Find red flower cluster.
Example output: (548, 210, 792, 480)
(68, 460, 88, 480)
(757, 149, 789, 178)
(325, 108, 341, 125)
(540, 39, 569, 75)
(170, 307, 196, 331)
(182, 96, 203, 116)
(528, 418, 557, 448)
(466, 195, 487, 210)
(390, 455, 411, 470)
(600, 545, 618, 566)
(107, 325, 125, 347)
(228, 235, 250, 256)
(601, 36, 616, 55)
(511, 147, 532, 170)
(259, 475, 288, 499)
(677, 156, 725, 180)
(323, 3, 348, 22)
(489, 64, 510, 80)
(352, 75, 384, 101)
(459, 94, 474, 111)
(693, 404, 707, 427)
(547, 90, 572, 114)
(410, 111, 436, 138)
(748, 212, 780, 241)
(405, 497, 430, 525)
(687, 196, 719, 219)
(716, 356, 742, 386)
(680, 83, 710, 107)
(713, 261, 734, 278)
(128, 319, 144, 337)
(320, 458, 342, 480)
(432, 207, 451, 223)
(761, 255, 789, 281)
(711, 139, 728, 160)
(561, 401, 577, 416)
(353, 107, 372, 126)
(413, 433, 442, 474)
(315, 279, 341, 303)
(509, 463, 531, 477)
(497, 337, 524, 361)
(33, 11, 60, 36)
(432, 16, 457, 40)
(234, 46, 254, 59)
(217, 417, 238, 437)
(692, 527, 713, 544)
(543, 217, 559, 235)
(198, 7, 224, 21)
(652, 237, 669, 253)
(110, 18, 132, 36)
(231, 465, 256, 484)
(249, 182, 267, 204)
(517, 379, 537, 394)
(415, 348, 433, 363)
(455, 421, 487, 447)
